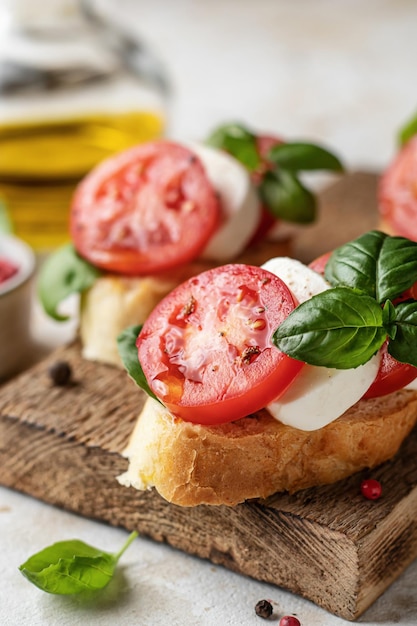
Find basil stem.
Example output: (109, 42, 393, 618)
(19, 531, 138, 595)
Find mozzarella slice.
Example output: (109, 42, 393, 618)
(185, 143, 261, 260)
(261, 257, 381, 431)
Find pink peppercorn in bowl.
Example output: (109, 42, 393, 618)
(0, 234, 36, 381)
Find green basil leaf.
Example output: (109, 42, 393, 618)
(259, 169, 316, 223)
(0, 199, 13, 233)
(38, 243, 102, 321)
(382, 299, 397, 339)
(117, 325, 161, 403)
(325, 231, 417, 302)
(273, 288, 386, 369)
(398, 111, 417, 145)
(325, 230, 387, 298)
(19, 531, 137, 595)
(205, 122, 261, 171)
(376, 235, 417, 302)
(388, 301, 417, 367)
(267, 142, 344, 172)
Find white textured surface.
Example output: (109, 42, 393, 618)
(3, 1, 417, 624)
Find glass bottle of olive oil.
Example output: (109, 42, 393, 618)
(0, 0, 168, 250)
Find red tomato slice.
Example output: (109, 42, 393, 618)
(363, 341, 417, 399)
(379, 136, 417, 241)
(308, 251, 332, 275)
(137, 264, 304, 425)
(70, 141, 221, 275)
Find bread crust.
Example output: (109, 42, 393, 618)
(79, 238, 292, 366)
(118, 390, 417, 506)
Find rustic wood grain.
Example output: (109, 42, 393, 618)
(2, 172, 417, 621)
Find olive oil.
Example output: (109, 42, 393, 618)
(0, 110, 164, 249)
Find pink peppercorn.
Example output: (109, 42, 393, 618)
(361, 478, 382, 500)
(279, 616, 301, 626)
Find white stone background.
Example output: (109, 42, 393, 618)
(2, 1, 417, 625)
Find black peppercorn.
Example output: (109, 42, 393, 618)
(255, 599, 273, 619)
(48, 361, 72, 386)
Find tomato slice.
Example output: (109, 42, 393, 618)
(70, 141, 221, 275)
(379, 136, 417, 241)
(137, 264, 304, 425)
(308, 251, 332, 275)
(363, 341, 417, 399)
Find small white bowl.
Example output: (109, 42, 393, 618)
(0, 234, 36, 381)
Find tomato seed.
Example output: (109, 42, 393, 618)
(361, 478, 382, 500)
(252, 318, 266, 330)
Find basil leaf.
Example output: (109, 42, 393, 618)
(273, 288, 386, 369)
(267, 142, 344, 172)
(377, 235, 417, 302)
(259, 169, 316, 223)
(326, 231, 417, 302)
(38, 243, 102, 321)
(0, 199, 13, 233)
(325, 230, 387, 298)
(388, 301, 417, 367)
(117, 325, 161, 403)
(399, 111, 417, 145)
(19, 531, 137, 595)
(206, 122, 261, 171)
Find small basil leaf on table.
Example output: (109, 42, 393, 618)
(38, 243, 101, 321)
(273, 288, 387, 369)
(259, 169, 316, 223)
(117, 325, 161, 403)
(388, 301, 417, 367)
(206, 122, 261, 171)
(19, 531, 138, 594)
(267, 141, 344, 172)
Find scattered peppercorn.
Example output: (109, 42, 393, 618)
(361, 478, 382, 500)
(279, 616, 301, 626)
(255, 599, 273, 619)
(48, 361, 73, 386)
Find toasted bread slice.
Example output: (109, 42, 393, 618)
(118, 390, 417, 507)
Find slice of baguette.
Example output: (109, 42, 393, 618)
(80, 238, 292, 366)
(118, 391, 417, 507)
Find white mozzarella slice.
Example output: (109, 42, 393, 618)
(185, 143, 261, 260)
(261, 256, 381, 431)
(267, 355, 381, 431)
(405, 378, 417, 390)
(261, 256, 330, 302)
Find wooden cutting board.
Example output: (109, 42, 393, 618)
(2, 172, 417, 622)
